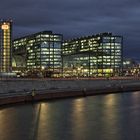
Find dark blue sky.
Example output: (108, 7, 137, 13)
(0, 0, 140, 61)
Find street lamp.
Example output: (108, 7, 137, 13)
(77, 67, 81, 78)
(41, 66, 45, 70)
(41, 66, 45, 78)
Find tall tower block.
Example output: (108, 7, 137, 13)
(0, 20, 12, 73)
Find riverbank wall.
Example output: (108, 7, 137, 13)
(0, 78, 140, 106)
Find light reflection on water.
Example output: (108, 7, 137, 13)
(0, 92, 140, 140)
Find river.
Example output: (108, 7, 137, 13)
(0, 92, 140, 140)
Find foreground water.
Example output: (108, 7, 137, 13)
(0, 92, 140, 140)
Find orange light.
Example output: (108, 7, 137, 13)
(1, 24, 9, 30)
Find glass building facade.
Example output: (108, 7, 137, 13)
(13, 31, 62, 77)
(62, 33, 123, 77)
(0, 20, 12, 73)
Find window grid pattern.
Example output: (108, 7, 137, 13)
(62, 33, 123, 77)
(13, 31, 62, 76)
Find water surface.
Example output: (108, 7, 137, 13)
(0, 92, 140, 140)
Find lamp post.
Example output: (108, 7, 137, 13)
(41, 66, 45, 78)
(77, 67, 81, 78)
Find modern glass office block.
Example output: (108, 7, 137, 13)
(62, 33, 123, 77)
(13, 31, 62, 77)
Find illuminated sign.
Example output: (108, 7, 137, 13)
(1, 24, 9, 30)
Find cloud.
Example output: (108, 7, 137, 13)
(0, 0, 140, 60)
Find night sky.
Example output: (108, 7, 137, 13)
(1, 0, 140, 61)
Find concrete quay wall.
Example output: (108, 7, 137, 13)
(0, 79, 140, 94)
(0, 78, 140, 106)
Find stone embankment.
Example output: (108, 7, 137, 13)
(0, 78, 140, 105)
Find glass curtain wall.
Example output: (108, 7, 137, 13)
(13, 31, 62, 77)
(62, 33, 123, 77)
